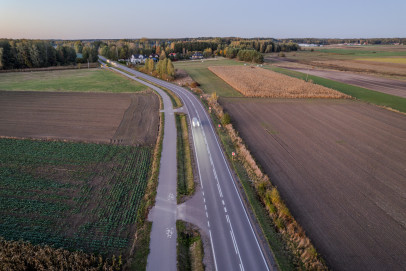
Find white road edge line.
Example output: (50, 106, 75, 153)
(209, 230, 219, 271)
(104, 60, 267, 271)
(186, 91, 270, 271)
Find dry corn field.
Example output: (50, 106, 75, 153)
(208, 66, 350, 98)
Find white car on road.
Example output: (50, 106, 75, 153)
(192, 117, 200, 127)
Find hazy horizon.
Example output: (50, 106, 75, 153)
(1, 0, 405, 40)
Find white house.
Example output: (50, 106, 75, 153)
(130, 54, 147, 64)
(191, 52, 204, 59)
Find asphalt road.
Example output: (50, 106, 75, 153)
(99, 56, 274, 271)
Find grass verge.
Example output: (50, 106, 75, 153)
(174, 59, 243, 97)
(176, 220, 204, 271)
(129, 222, 152, 270)
(128, 111, 164, 270)
(266, 66, 406, 113)
(201, 101, 295, 270)
(175, 113, 195, 203)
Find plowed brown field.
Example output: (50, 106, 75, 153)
(221, 97, 406, 271)
(0, 91, 159, 146)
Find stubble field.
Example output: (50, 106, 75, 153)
(208, 66, 349, 98)
(220, 97, 406, 271)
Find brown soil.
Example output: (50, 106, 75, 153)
(0, 90, 159, 146)
(220, 97, 406, 271)
(173, 69, 195, 86)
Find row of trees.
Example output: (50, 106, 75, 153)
(237, 50, 264, 63)
(80, 45, 99, 63)
(96, 38, 300, 62)
(0, 39, 77, 70)
(142, 57, 175, 80)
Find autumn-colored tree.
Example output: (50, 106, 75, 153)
(166, 58, 175, 79)
(159, 51, 166, 60)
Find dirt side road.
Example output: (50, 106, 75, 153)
(0, 91, 159, 145)
(275, 64, 406, 98)
(221, 98, 406, 271)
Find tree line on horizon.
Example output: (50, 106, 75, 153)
(2, 37, 401, 70)
(95, 38, 298, 64)
(284, 37, 406, 45)
(0, 39, 101, 70)
(0, 40, 76, 70)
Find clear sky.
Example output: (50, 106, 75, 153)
(0, 0, 405, 39)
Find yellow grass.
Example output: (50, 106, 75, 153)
(356, 58, 406, 64)
(208, 66, 349, 99)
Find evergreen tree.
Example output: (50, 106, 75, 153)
(0, 47, 3, 69)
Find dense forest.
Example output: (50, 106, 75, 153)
(0, 39, 99, 70)
(0, 40, 75, 69)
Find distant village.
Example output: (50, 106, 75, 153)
(123, 52, 204, 64)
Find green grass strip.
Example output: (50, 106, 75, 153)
(175, 113, 194, 203)
(267, 66, 406, 113)
(130, 222, 152, 270)
(176, 220, 204, 271)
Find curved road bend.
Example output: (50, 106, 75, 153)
(99, 56, 275, 271)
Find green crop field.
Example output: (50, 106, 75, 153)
(0, 68, 147, 92)
(174, 58, 243, 97)
(0, 138, 152, 257)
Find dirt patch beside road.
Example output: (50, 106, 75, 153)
(221, 97, 406, 271)
(0, 90, 159, 146)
